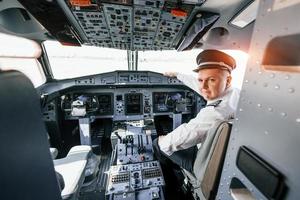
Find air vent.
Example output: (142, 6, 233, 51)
(19, 8, 31, 21)
(0, 8, 41, 34)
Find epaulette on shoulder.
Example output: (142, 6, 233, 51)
(206, 100, 222, 107)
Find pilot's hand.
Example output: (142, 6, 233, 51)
(163, 72, 178, 78)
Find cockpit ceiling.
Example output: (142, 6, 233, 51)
(69, 0, 198, 50)
(1, 0, 256, 52)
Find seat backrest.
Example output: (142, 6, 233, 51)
(193, 120, 232, 200)
(0, 70, 62, 200)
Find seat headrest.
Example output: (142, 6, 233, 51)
(0, 70, 62, 200)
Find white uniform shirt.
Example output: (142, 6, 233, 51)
(158, 73, 240, 156)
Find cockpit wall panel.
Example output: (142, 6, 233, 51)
(217, 1, 300, 200)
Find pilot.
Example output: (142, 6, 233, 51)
(153, 49, 240, 187)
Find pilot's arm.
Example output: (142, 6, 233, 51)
(164, 72, 200, 95)
(158, 103, 233, 156)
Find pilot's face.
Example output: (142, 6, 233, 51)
(197, 68, 232, 100)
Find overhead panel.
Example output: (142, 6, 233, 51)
(155, 2, 191, 50)
(65, 0, 197, 50)
(103, 4, 133, 50)
(134, 0, 164, 8)
(133, 6, 160, 50)
(154, 19, 183, 49)
(73, 10, 113, 48)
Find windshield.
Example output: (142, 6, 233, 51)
(45, 41, 248, 89)
(44, 41, 128, 79)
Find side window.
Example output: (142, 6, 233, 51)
(0, 33, 45, 87)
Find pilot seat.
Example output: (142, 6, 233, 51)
(182, 120, 232, 200)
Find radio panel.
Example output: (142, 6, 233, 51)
(106, 161, 165, 195)
(111, 186, 162, 200)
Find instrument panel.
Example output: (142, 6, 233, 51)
(125, 93, 143, 115)
(60, 88, 198, 121)
(61, 93, 114, 116)
(41, 72, 206, 122)
(153, 91, 185, 113)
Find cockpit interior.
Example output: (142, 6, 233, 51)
(1, 0, 300, 200)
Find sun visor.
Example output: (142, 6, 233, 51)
(177, 12, 219, 51)
(18, 0, 82, 46)
(0, 33, 42, 58)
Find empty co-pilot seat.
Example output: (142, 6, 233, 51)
(182, 120, 232, 200)
(54, 145, 92, 200)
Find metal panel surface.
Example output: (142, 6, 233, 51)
(217, 1, 300, 200)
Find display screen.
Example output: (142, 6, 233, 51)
(153, 92, 185, 112)
(125, 93, 143, 115)
(72, 93, 99, 112)
(98, 93, 113, 115)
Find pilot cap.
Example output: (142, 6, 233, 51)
(194, 49, 236, 73)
